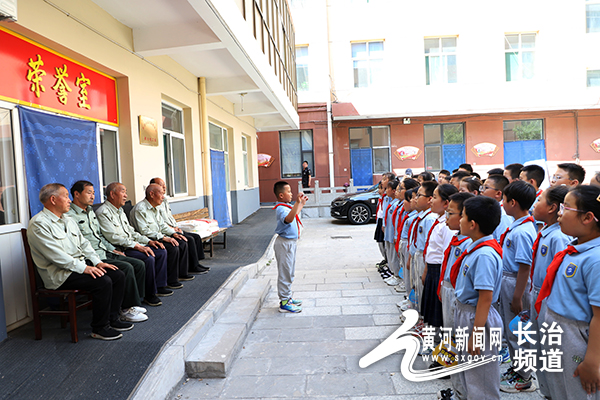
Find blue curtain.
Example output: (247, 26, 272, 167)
(350, 148, 373, 186)
(442, 144, 465, 172)
(19, 107, 100, 216)
(504, 140, 546, 166)
(210, 150, 232, 228)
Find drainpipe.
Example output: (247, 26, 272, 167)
(326, 0, 335, 188)
(574, 111, 580, 164)
(200, 77, 213, 216)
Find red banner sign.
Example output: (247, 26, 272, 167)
(0, 27, 118, 126)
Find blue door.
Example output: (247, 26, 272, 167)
(504, 140, 546, 165)
(442, 144, 466, 173)
(350, 148, 373, 186)
(210, 150, 231, 228)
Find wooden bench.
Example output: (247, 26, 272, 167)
(173, 207, 227, 257)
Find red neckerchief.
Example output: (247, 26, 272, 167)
(450, 239, 503, 288)
(423, 217, 441, 258)
(499, 216, 535, 247)
(376, 194, 384, 215)
(396, 210, 411, 252)
(391, 203, 404, 229)
(383, 201, 394, 227)
(272, 203, 303, 232)
(536, 189, 542, 198)
(528, 230, 544, 290)
(437, 235, 470, 299)
(410, 210, 431, 247)
(534, 245, 578, 316)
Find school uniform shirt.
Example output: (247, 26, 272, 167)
(424, 213, 457, 265)
(443, 234, 472, 283)
(275, 203, 299, 240)
(408, 210, 427, 257)
(393, 201, 405, 242)
(502, 215, 537, 274)
(415, 210, 437, 253)
(546, 236, 600, 323)
(528, 189, 543, 216)
(531, 222, 571, 289)
(384, 199, 399, 243)
(493, 206, 514, 243)
(376, 195, 385, 219)
(455, 235, 504, 306)
(401, 211, 418, 241)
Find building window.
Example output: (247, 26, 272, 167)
(503, 120, 543, 142)
(424, 37, 457, 85)
(242, 135, 250, 187)
(0, 107, 19, 225)
(162, 102, 187, 196)
(349, 126, 390, 174)
(505, 33, 536, 81)
(423, 123, 465, 172)
(280, 130, 313, 178)
(587, 1, 600, 33)
(588, 70, 600, 87)
(98, 126, 120, 193)
(503, 119, 545, 164)
(296, 46, 309, 91)
(209, 122, 230, 192)
(352, 41, 384, 88)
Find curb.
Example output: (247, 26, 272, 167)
(128, 234, 277, 400)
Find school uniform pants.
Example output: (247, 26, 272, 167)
(58, 268, 125, 331)
(104, 252, 146, 307)
(163, 238, 189, 285)
(530, 285, 551, 398)
(454, 301, 502, 400)
(274, 235, 297, 301)
(385, 241, 399, 276)
(499, 272, 532, 380)
(125, 247, 168, 296)
(541, 307, 599, 400)
(413, 251, 425, 312)
(440, 281, 466, 400)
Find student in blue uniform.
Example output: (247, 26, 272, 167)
(374, 172, 396, 270)
(481, 174, 513, 243)
(536, 185, 600, 400)
(499, 181, 538, 392)
(394, 178, 420, 293)
(398, 188, 419, 311)
(451, 196, 503, 400)
(383, 180, 400, 286)
(528, 185, 570, 398)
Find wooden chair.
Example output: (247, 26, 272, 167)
(21, 228, 93, 343)
(173, 207, 228, 257)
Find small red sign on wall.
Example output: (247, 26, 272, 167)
(0, 27, 118, 126)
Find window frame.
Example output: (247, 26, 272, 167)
(587, 69, 600, 87)
(423, 123, 465, 172)
(0, 102, 24, 230)
(424, 36, 458, 85)
(96, 123, 121, 197)
(295, 45, 309, 91)
(209, 121, 230, 192)
(348, 125, 391, 175)
(503, 119, 544, 142)
(587, 0, 600, 33)
(279, 129, 314, 178)
(162, 101, 188, 197)
(351, 40, 384, 88)
(242, 134, 250, 188)
(504, 33, 536, 82)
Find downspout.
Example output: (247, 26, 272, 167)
(326, 0, 335, 188)
(199, 77, 213, 216)
(574, 111, 580, 164)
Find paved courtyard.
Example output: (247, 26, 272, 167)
(173, 217, 542, 399)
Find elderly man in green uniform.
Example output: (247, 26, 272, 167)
(149, 177, 209, 274)
(67, 180, 147, 322)
(27, 183, 132, 340)
(131, 184, 194, 286)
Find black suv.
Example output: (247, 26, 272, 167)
(330, 184, 380, 225)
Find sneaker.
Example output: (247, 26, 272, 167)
(384, 276, 401, 286)
(157, 287, 174, 296)
(143, 295, 162, 306)
(131, 306, 147, 313)
(499, 346, 511, 364)
(120, 308, 148, 322)
(91, 326, 123, 341)
(166, 282, 183, 290)
(500, 366, 516, 382)
(279, 300, 302, 313)
(288, 298, 303, 306)
(179, 275, 195, 281)
(437, 388, 455, 399)
(394, 283, 406, 292)
(376, 259, 387, 267)
(500, 373, 536, 393)
(111, 319, 134, 332)
(429, 361, 450, 379)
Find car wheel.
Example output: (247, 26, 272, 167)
(348, 203, 371, 225)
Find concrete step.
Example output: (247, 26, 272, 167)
(184, 278, 270, 378)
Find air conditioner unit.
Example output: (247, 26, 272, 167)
(0, 0, 17, 22)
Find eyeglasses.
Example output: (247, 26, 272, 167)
(445, 211, 459, 218)
(552, 175, 566, 182)
(416, 193, 431, 198)
(479, 185, 497, 192)
(560, 204, 599, 222)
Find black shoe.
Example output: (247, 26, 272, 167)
(179, 275, 195, 281)
(143, 295, 162, 306)
(111, 320, 134, 332)
(437, 388, 455, 399)
(157, 287, 174, 296)
(166, 282, 183, 290)
(429, 361, 450, 379)
(198, 264, 210, 271)
(91, 326, 123, 341)
(189, 268, 209, 275)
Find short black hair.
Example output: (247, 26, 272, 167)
(387, 179, 399, 190)
(439, 169, 450, 176)
(486, 174, 510, 192)
(402, 178, 420, 191)
(459, 163, 473, 173)
(303, 160, 308, 164)
(382, 172, 396, 181)
(70, 180, 94, 197)
(505, 163, 524, 180)
(487, 168, 504, 176)
(570, 185, 600, 230)
(419, 171, 434, 182)
(461, 177, 482, 194)
(273, 181, 290, 197)
(545, 185, 569, 210)
(451, 171, 471, 181)
(557, 163, 586, 184)
(405, 187, 419, 201)
(437, 183, 459, 202)
(471, 172, 481, 180)
(421, 181, 439, 197)
(503, 180, 537, 211)
(463, 196, 501, 235)
(449, 192, 475, 213)
(521, 165, 545, 188)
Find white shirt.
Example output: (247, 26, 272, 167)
(424, 213, 457, 265)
